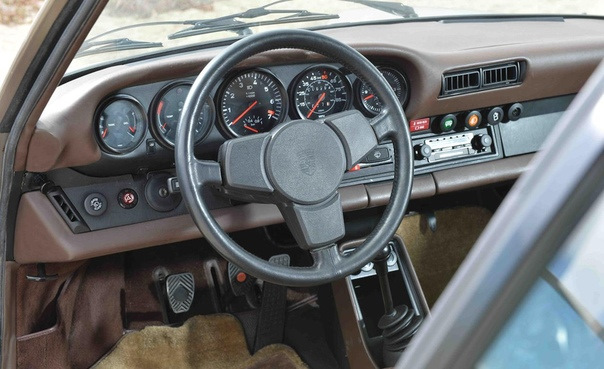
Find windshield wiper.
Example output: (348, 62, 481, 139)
(76, 38, 163, 58)
(168, 0, 339, 39)
(343, 0, 417, 18)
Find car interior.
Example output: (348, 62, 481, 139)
(2, 1, 604, 368)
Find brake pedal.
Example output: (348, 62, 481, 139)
(165, 272, 195, 314)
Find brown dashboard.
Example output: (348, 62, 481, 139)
(12, 17, 604, 263)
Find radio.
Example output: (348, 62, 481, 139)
(412, 127, 496, 169)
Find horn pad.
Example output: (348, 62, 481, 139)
(265, 121, 346, 204)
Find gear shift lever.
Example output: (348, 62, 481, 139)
(374, 245, 423, 367)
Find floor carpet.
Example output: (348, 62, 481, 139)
(396, 206, 493, 307)
(93, 314, 307, 369)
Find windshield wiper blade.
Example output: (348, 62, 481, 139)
(76, 38, 163, 58)
(168, 0, 339, 40)
(343, 0, 417, 18)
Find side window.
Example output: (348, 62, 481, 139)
(476, 191, 604, 369)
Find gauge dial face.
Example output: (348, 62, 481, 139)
(97, 97, 147, 154)
(358, 67, 409, 115)
(153, 83, 213, 148)
(293, 66, 350, 120)
(218, 70, 286, 137)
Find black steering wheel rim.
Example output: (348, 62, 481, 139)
(176, 29, 413, 287)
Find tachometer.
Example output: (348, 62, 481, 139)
(96, 96, 147, 154)
(218, 70, 286, 137)
(152, 82, 213, 148)
(357, 67, 409, 115)
(292, 65, 350, 120)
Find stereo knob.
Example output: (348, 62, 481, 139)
(473, 134, 493, 151)
(414, 144, 432, 160)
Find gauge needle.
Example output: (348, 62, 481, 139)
(244, 124, 259, 133)
(307, 92, 326, 118)
(129, 126, 136, 133)
(102, 128, 108, 138)
(231, 100, 258, 125)
(364, 94, 375, 101)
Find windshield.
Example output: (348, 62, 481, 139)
(68, 0, 604, 74)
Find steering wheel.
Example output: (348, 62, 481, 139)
(176, 29, 413, 287)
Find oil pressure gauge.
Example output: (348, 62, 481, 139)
(152, 82, 214, 148)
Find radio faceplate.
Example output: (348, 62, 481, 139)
(412, 127, 499, 174)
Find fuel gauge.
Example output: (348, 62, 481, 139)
(96, 96, 147, 154)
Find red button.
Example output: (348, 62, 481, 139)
(236, 272, 247, 283)
(409, 118, 430, 132)
(118, 188, 138, 209)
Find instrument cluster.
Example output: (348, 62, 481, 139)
(94, 63, 409, 155)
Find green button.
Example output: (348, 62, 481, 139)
(440, 114, 457, 132)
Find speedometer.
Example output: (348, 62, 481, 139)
(292, 65, 351, 120)
(218, 70, 286, 137)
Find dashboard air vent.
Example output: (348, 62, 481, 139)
(45, 186, 90, 234)
(442, 70, 480, 95)
(482, 63, 520, 87)
(441, 61, 524, 97)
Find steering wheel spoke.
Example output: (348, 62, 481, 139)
(370, 109, 399, 142)
(192, 158, 222, 187)
(310, 243, 344, 277)
(218, 133, 274, 195)
(323, 110, 378, 168)
(279, 193, 345, 250)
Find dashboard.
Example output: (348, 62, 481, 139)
(12, 17, 604, 263)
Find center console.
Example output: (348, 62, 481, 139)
(335, 236, 429, 368)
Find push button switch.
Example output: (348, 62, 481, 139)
(84, 193, 107, 216)
(487, 107, 504, 125)
(439, 114, 457, 132)
(465, 110, 482, 129)
(118, 188, 138, 209)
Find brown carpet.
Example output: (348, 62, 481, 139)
(93, 314, 307, 369)
(396, 206, 492, 307)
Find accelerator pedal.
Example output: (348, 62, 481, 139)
(253, 254, 290, 352)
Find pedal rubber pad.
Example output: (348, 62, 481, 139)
(228, 262, 256, 297)
(165, 272, 195, 314)
(254, 254, 290, 352)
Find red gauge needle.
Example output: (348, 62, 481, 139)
(363, 94, 375, 101)
(231, 100, 258, 125)
(307, 92, 326, 118)
(161, 122, 168, 130)
(244, 124, 259, 133)
(129, 126, 136, 133)
(102, 128, 108, 138)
